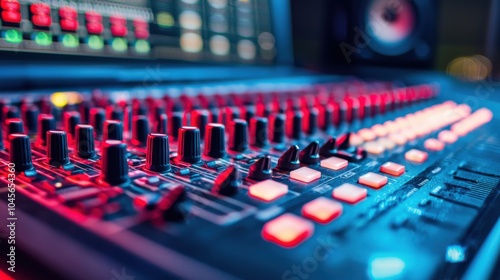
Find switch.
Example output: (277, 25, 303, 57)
(302, 197, 342, 223)
(332, 183, 367, 204)
(248, 179, 287, 202)
(358, 172, 387, 189)
(262, 213, 314, 247)
(290, 167, 321, 183)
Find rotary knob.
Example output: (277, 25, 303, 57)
(36, 114, 55, 146)
(100, 140, 130, 186)
(177, 126, 201, 163)
(75, 125, 96, 159)
(46, 130, 73, 169)
(9, 134, 36, 175)
(204, 123, 226, 158)
(229, 119, 248, 152)
(104, 120, 124, 141)
(146, 133, 171, 172)
(132, 115, 150, 146)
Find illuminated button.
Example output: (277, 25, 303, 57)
(2, 11, 21, 23)
(401, 129, 416, 141)
(438, 130, 458, 144)
(359, 128, 376, 141)
(87, 22, 103, 34)
(135, 40, 150, 53)
(349, 133, 364, 146)
(372, 124, 388, 137)
(112, 38, 127, 52)
(389, 133, 407, 145)
(290, 167, 321, 183)
(34, 32, 52, 46)
(111, 24, 128, 37)
(405, 149, 428, 163)
(332, 183, 367, 204)
(302, 197, 343, 224)
(378, 137, 396, 150)
(364, 141, 385, 155)
(61, 19, 78, 31)
(358, 172, 388, 189)
(380, 162, 405, 176)
(33, 14, 52, 27)
(87, 35, 103, 50)
(62, 34, 78, 48)
(248, 179, 288, 202)
(4, 29, 22, 44)
(320, 156, 348, 171)
(424, 138, 444, 151)
(262, 213, 314, 248)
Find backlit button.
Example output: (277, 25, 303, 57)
(438, 130, 458, 144)
(349, 133, 364, 146)
(302, 197, 342, 224)
(389, 133, 407, 146)
(262, 213, 314, 248)
(424, 138, 445, 151)
(358, 172, 388, 189)
(378, 137, 396, 150)
(380, 162, 405, 176)
(364, 141, 385, 155)
(320, 156, 348, 170)
(332, 183, 367, 204)
(405, 149, 428, 163)
(290, 167, 321, 183)
(401, 129, 417, 141)
(371, 124, 388, 137)
(248, 179, 288, 202)
(358, 128, 376, 141)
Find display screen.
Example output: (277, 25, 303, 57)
(0, 0, 276, 64)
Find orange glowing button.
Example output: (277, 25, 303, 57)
(372, 124, 388, 137)
(262, 213, 314, 247)
(248, 179, 288, 202)
(380, 162, 405, 176)
(302, 197, 343, 224)
(332, 183, 367, 204)
(424, 138, 445, 151)
(405, 149, 428, 163)
(364, 141, 385, 155)
(358, 172, 388, 189)
(389, 133, 407, 146)
(349, 133, 364, 146)
(290, 167, 321, 183)
(438, 130, 458, 144)
(320, 156, 348, 170)
(358, 128, 377, 141)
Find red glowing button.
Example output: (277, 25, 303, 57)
(424, 138, 445, 151)
(32, 14, 51, 27)
(262, 213, 314, 248)
(438, 130, 458, 144)
(364, 141, 385, 155)
(332, 183, 367, 204)
(1, 10, 20, 23)
(358, 172, 388, 189)
(87, 22, 103, 34)
(61, 19, 78, 31)
(248, 179, 288, 202)
(2, 1, 20, 11)
(302, 197, 343, 224)
(380, 162, 405, 176)
(111, 24, 128, 37)
(30, 3, 50, 15)
(290, 167, 321, 183)
(59, 6, 77, 19)
(405, 149, 428, 163)
(85, 11, 102, 22)
(321, 156, 348, 171)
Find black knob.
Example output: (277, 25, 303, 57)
(5, 118, 24, 136)
(146, 133, 170, 172)
(250, 117, 268, 147)
(90, 108, 105, 137)
(222, 107, 239, 125)
(78, 101, 92, 123)
(300, 141, 320, 165)
(104, 120, 123, 141)
(9, 134, 36, 174)
(132, 115, 150, 146)
(248, 155, 272, 181)
(155, 113, 168, 134)
(320, 104, 333, 131)
(107, 106, 124, 122)
(276, 145, 300, 171)
(23, 105, 39, 135)
(36, 114, 55, 146)
(156, 185, 186, 221)
(63, 111, 81, 139)
(46, 130, 72, 169)
(2, 106, 20, 122)
(228, 119, 248, 152)
(319, 137, 336, 157)
(210, 108, 220, 123)
(213, 165, 241, 195)
(100, 140, 129, 186)
(75, 125, 96, 159)
(204, 123, 225, 158)
(287, 110, 303, 140)
(270, 114, 286, 144)
(305, 107, 319, 135)
(244, 105, 256, 123)
(192, 109, 209, 139)
(336, 132, 351, 150)
(169, 112, 183, 139)
(177, 126, 201, 163)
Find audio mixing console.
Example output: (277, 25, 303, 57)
(0, 78, 499, 280)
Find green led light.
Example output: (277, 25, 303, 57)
(5, 29, 22, 44)
(35, 32, 52, 46)
(88, 35, 104, 50)
(135, 40, 150, 53)
(156, 12, 174, 28)
(62, 34, 79, 48)
(112, 37, 127, 52)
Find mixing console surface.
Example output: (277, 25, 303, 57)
(0, 79, 499, 280)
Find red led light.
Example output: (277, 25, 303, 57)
(1, 10, 20, 23)
(262, 213, 314, 248)
(302, 197, 343, 224)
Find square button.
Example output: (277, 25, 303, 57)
(248, 180, 288, 202)
(424, 138, 445, 151)
(262, 213, 314, 247)
(380, 162, 405, 176)
(332, 183, 367, 204)
(405, 149, 428, 163)
(302, 197, 343, 224)
(358, 172, 388, 189)
(290, 167, 321, 183)
(321, 157, 348, 171)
